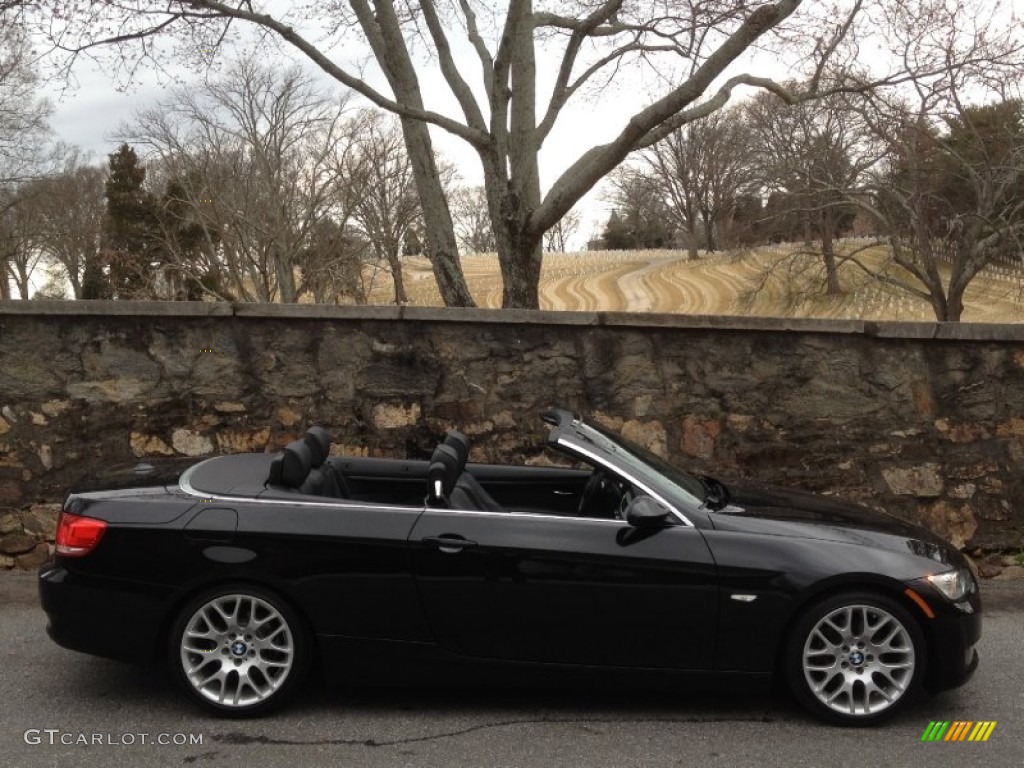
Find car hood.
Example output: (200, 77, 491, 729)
(709, 479, 961, 567)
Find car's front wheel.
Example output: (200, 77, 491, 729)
(785, 592, 925, 725)
(169, 585, 309, 716)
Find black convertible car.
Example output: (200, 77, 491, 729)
(39, 409, 980, 724)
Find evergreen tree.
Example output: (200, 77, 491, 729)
(102, 144, 157, 298)
(402, 225, 424, 256)
(601, 211, 635, 250)
(728, 193, 765, 247)
(80, 253, 112, 299)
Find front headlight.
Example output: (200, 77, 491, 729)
(928, 568, 973, 602)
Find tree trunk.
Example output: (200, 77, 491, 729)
(686, 227, 699, 260)
(485, 170, 544, 309)
(348, 0, 475, 308)
(13, 262, 30, 300)
(943, 293, 965, 321)
(938, 275, 966, 321)
(384, 242, 407, 304)
(821, 215, 841, 295)
(924, 282, 964, 321)
(501, 234, 543, 308)
(276, 250, 296, 303)
(481, 0, 544, 310)
(702, 211, 717, 252)
(399, 116, 475, 307)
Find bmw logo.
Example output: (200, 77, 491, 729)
(849, 651, 865, 666)
(231, 641, 248, 657)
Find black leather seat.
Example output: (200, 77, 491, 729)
(442, 430, 503, 512)
(268, 439, 314, 489)
(302, 426, 349, 498)
(267, 427, 351, 498)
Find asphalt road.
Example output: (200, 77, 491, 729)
(2, 572, 1022, 768)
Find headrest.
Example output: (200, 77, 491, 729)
(427, 444, 462, 501)
(443, 430, 470, 466)
(268, 456, 284, 486)
(432, 443, 464, 477)
(280, 439, 314, 487)
(305, 426, 331, 468)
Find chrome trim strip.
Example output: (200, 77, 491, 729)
(424, 508, 630, 526)
(555, 437, 694, 527)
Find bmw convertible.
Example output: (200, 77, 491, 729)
(39, 409, 980, 724)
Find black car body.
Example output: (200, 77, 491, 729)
(39, 410, 981, 723)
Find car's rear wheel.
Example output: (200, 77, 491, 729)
(785, 592, 925, 725)
(169, 585, 309, 716)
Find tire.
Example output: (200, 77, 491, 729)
(785, 592, 926, 725)
(169, 584, 310, 716)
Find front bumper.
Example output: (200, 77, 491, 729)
(907, 580, 982, 693)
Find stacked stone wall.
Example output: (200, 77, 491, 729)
(1, 301, 1022, 569)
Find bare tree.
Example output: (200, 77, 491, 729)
(450, 186, 497, 255)
(0, 183, 46, 297)
(846, 97, 1024, 321)
(345, 111, 421, 304)
(121, 57, 356, 302)
(0, 15, 50, 184)
(32, 154, 105, 299)
(746, 90, 875, 293)
(0, 14, 53, 297)
(604, 167, 672, 249)
(543, 209, 582, 253)
(35, 0, 1016, 307)
(643, 105, 756, 258)
(798, 0, 1024, 321)
(297, 217, 372, 305)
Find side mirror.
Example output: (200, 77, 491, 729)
(625, 496, 671, 528)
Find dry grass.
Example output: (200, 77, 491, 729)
(364, 244, 1024, 322)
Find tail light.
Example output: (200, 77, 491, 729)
(55, 511, 107, 557)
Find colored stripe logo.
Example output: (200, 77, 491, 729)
(921, 721, 996, 742)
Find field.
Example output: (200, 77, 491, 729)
(365, 243, 1024, 322)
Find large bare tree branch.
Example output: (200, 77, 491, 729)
(534, 0, 801, 235)
(418, 0, 487, 132)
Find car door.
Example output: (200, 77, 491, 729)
(230, 497, 434, 642)
(409, 508, 718, 670)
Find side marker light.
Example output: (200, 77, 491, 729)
(905, 588, 936, 619)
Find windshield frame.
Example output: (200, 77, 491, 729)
(584, 420, 708, 501)
(552, 417, 706, 526)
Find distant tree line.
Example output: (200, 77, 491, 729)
(1, 53, 588, 306)
(597, 84, 1024, 320)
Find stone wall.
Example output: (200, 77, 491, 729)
(1, 301, 1023, 566)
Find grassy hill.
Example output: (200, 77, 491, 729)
(366, 244, 1024, 322)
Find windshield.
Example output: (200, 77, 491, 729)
(575, 420, 707, 505)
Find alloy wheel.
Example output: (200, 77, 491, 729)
(801, 603, 916, 717)
(179, 593, 296, 709)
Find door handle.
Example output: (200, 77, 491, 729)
(552, 490, 573, 496)
(422, 535, 478, 554)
